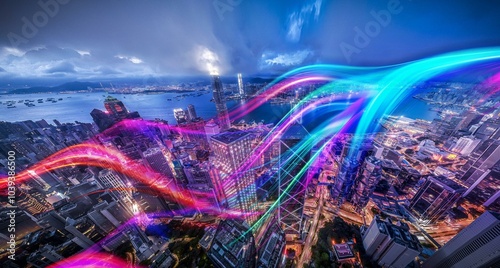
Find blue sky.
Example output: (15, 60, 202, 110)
(1, 0, 500, 83)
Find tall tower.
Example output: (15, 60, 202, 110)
(423, 211, 500, 268)
(211, 75, 231, 131)
(237, 73, 244, 97)
(187, 104, 198, 120)
(278, 124, 311, 240)
(351, 156, 382, 212)
(210, 130, 257, 224)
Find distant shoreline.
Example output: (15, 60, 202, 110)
(0, 89, 203, 95)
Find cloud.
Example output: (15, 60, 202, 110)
(115, 55, 143, 64)
(262, 50, 313, 67)
(45, 62, 76, 74)
(0, 67, 5, 72)
(286, 0, 322, 42)
(196, 46, 222, 75)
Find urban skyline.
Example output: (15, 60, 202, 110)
(1, 1, 500, 268)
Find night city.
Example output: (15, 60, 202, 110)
(1, 1, 500, 267)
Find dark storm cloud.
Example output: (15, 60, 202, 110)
(1, 0, 500, 81)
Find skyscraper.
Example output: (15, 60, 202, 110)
(142, 147, 174, 178)
(200, 219, 256, 268)
(211, 75, 231, 131)
(237, 73, 244, 97)
(362, 216, 422, 267)
(459, 139, 500, 188)
(423, 211, 500, 268)
(173, 108, 187, 125)
(408, 176, 466, 224)
(187, 104, 198, 120)
(210, 129, 257, 224)
(351, 156, 382, 212)
(278, 124, 310, 240)
(97, 169, 132, 204)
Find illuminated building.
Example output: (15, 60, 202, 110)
(451, 136, 481, 156)
(462, 161, 500, 210)
(237, 73, 245, 97)
(142, 147, 174, 178)
(103, 96, 128, 118)
(277, 124, 310, 240)
(362, 216, 422, 267)
(205, 119, 220, 143)
(423, 211, 500, 268)
(17, 188, 52, 216)
(97, 169, 132, 203)
(211, 75, 231, 131)
(210, 129, 257, 224)
(91, 96, 141, 131)
(65, 217, 104, 249)
(408, 176, 466, 224)
(459, 139, 500, 188)
(173, 108, 187, 124)
(183, 161, 221, 213)
(351, 156, 382, 212)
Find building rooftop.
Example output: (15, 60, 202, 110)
(333, 243, 355, 260)
(429, 176, 466, 192)
(211, 129, 250, 144)
(206, 219, 256, 268)
(281, 124, 310, 140)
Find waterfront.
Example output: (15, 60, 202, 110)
(0, 91, 439, 125)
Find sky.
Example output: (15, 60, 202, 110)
(1, 0, 500, 84)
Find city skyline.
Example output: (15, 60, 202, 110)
(1, 1, 500, 268)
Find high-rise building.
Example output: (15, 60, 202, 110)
(200, 219, 256, 268)
(462, 160, 500, 211)
(205, 119, 220, 143)
(256, 216, 286, 268)
(142, 147, 174, 178)
(210, 129, 257, 224)
(459, 139, 500, 187)
(351, 156, 382, 212)
(362, 216, 422, 268)
(91, 96, 140, 131)
(173, 108, 187, 125)
(408, 176, 466, 224)
(451, 136, 481, 156)
(104, 96, 128, 118)
(187, 104, 198, 120)
(277, 124, 310, 239)
(211, 75, 231, 131)
(423, 211, 500, 268)
(237, 73, 244, 97)
(97, 169, 132, 203)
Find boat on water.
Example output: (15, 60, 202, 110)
(7, 106, 16, 108)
